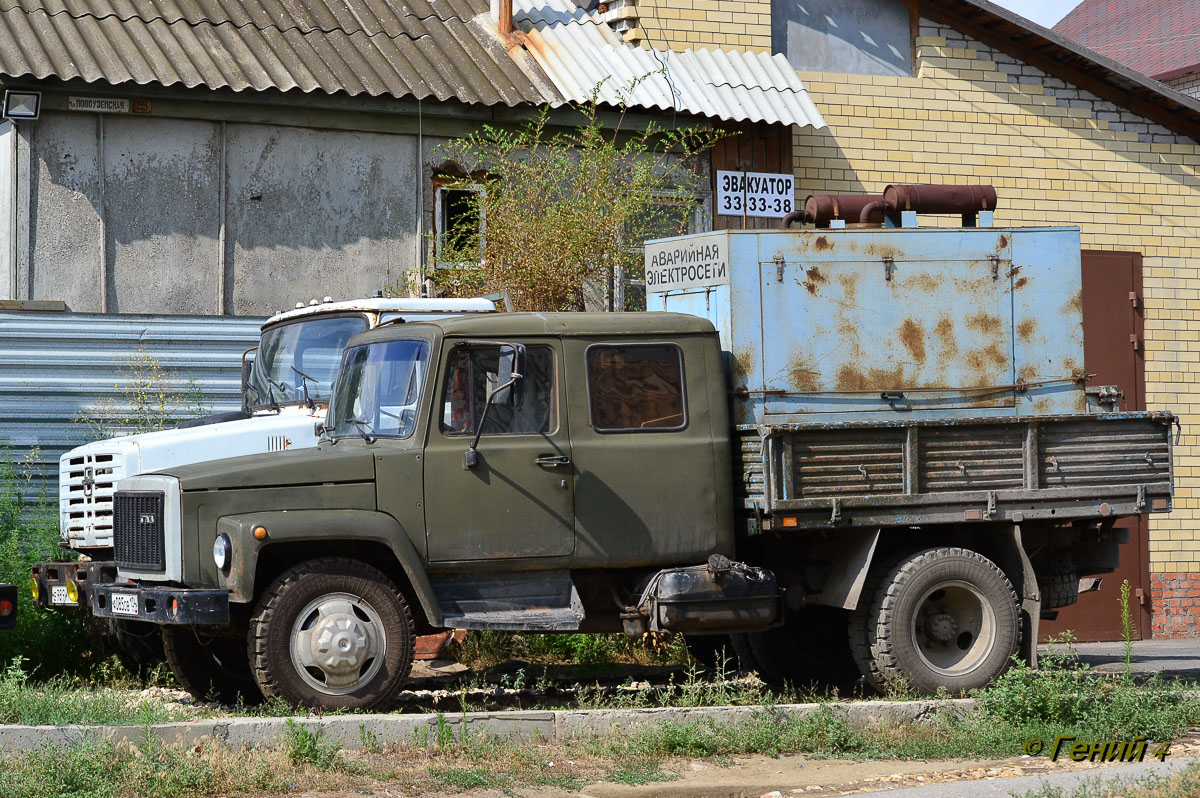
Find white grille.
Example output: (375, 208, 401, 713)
(61, 450, 131, 549)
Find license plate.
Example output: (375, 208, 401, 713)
(50, 585, 72, 605)
(110, 593, 139, 616)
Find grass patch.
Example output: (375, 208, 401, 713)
(451, 629, 688, 669)
(0, 658, 192, 727)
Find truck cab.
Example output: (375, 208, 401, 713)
(91, 313, 778, 708)
(34, 297, 496, 616)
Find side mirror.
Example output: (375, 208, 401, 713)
(240, 347, 257, 412)
(492, 343, 526, 407)
(314, 421, 326, 438)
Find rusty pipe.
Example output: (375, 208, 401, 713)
(858, 199, 887, 224)
(782, 209, 805, 227)
(803, 194, 885, 227)
(498, 0, 513, 34)
(883, 184, 998, 215)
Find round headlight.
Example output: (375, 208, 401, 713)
(213, 534, 232, 572)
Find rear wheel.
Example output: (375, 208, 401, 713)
(248, 557, 415, 711)
(162, 626, 260, 705)
(733, 607, 858, 690)
(849, 547, 1020, 695)
(683, 635, 735, 671)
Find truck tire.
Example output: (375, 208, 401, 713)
(683, 634, 735, 670)
(1040, 570, 1080, 610)
(102, 619, 165, 676)
(248, 557, 415, 711)
(733, 608, 858, 689)
(162, 626, 260, 705)
(849, 547, 1020, 696)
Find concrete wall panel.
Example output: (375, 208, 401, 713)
(28, 112, 102, 311)
(102, 117, 221, 314)
(225, 124, 418, 315)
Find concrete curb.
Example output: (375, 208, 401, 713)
(0, 698, 977, 753)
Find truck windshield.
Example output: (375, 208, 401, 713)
(328, 339, 430, 440)
(249, 315, 368, 408)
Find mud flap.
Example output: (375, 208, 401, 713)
(991, 524, 1041, 668)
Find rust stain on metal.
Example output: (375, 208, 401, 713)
(787, 352, 821, 392)
(998, 234, 1010, 249)
(909, 273, 943, 293)
(899, 319, 926, 363)
(966, 313, 1003, 335)
(1019, 364, 1038, 382)
(836, 364, 906, 391)
(934, 317, 958, 357)
(1014, 277, 1029, 290)
(732, 348, 756, 384)
(838, 273, 858, 304)
(801, 265, 827, 295)
(1067, 291, 1083, 314)
(1017, 319, 1036, 340)
(813, 236, 832, 251)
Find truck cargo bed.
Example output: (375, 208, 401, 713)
(738, 412, 1174, 531)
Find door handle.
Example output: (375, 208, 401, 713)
(535, 455, 571, 467)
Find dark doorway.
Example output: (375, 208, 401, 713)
(1040, 250, 1150, 642)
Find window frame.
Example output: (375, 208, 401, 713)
(584, 342, 689, 434)
(433, 180, 486, 269)
(438, 341, 560, 438)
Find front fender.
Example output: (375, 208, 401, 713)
(215, 510, 442, 627)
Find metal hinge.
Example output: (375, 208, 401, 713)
(983, 491, 997, 519)
(830, 497, 841, 523)
(775, 254, 784, 282)
(1136, 587, 1146, 605)
(1135, 484, 1147, 512)
(1129, 291, 1139, 308)
(1130, 334, 1141, 351)
(990, 255, 1000, 280)
(883, 255, 895, 281)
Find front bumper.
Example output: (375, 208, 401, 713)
(31, 561, 118, 610)
(92, 584, 230, 625)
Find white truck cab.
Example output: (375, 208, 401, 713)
(56, 297, 497, 555)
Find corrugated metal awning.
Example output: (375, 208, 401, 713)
(515, 1, 826, 129)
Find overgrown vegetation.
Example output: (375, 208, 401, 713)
(431, 95, 722, 312)
(450, 629, 689, 669)
(73, 349, 208, 439)
(0, 452, 90, 675)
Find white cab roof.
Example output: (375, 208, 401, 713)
(263, 297, 497, 329)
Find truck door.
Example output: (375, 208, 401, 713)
(422, 339, 575, 562)
(564, 337, 727, 567)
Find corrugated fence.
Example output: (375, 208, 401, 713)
(0, 311, 265, 505)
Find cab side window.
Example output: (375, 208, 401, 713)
(586, 344, 687, 432)
(440, 345, 557, 436)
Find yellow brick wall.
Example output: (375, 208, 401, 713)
(792, 20, 1200, 592)
(635, 0, 772, 53)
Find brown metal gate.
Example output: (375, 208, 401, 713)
(1040, 250, 1150, 642)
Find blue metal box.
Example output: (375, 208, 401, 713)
(646, 226, 1089, 426)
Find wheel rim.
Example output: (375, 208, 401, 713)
(909, 579, 997, 678)
(290, 592, 386, 696)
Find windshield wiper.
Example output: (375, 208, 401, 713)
(352, 418, 377, 445)
(290, 365, 317, 411)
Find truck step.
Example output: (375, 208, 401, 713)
(430, 570, 585, 631)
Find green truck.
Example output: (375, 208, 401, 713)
(86, 226, 1175, 710)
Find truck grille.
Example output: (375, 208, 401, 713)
(113, 491, 166, 572)
(62, 452, 128, 548)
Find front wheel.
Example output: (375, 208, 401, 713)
(849, 547, 1020, 695)
(162, 626, 260, 705)
(248, 557, 415, 711)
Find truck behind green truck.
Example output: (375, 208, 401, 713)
(77, 216, 1175, 709)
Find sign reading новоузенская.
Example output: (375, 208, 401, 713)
(644, 233, 729, 293)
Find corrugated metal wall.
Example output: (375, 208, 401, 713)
(0, 311, 265, 505)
